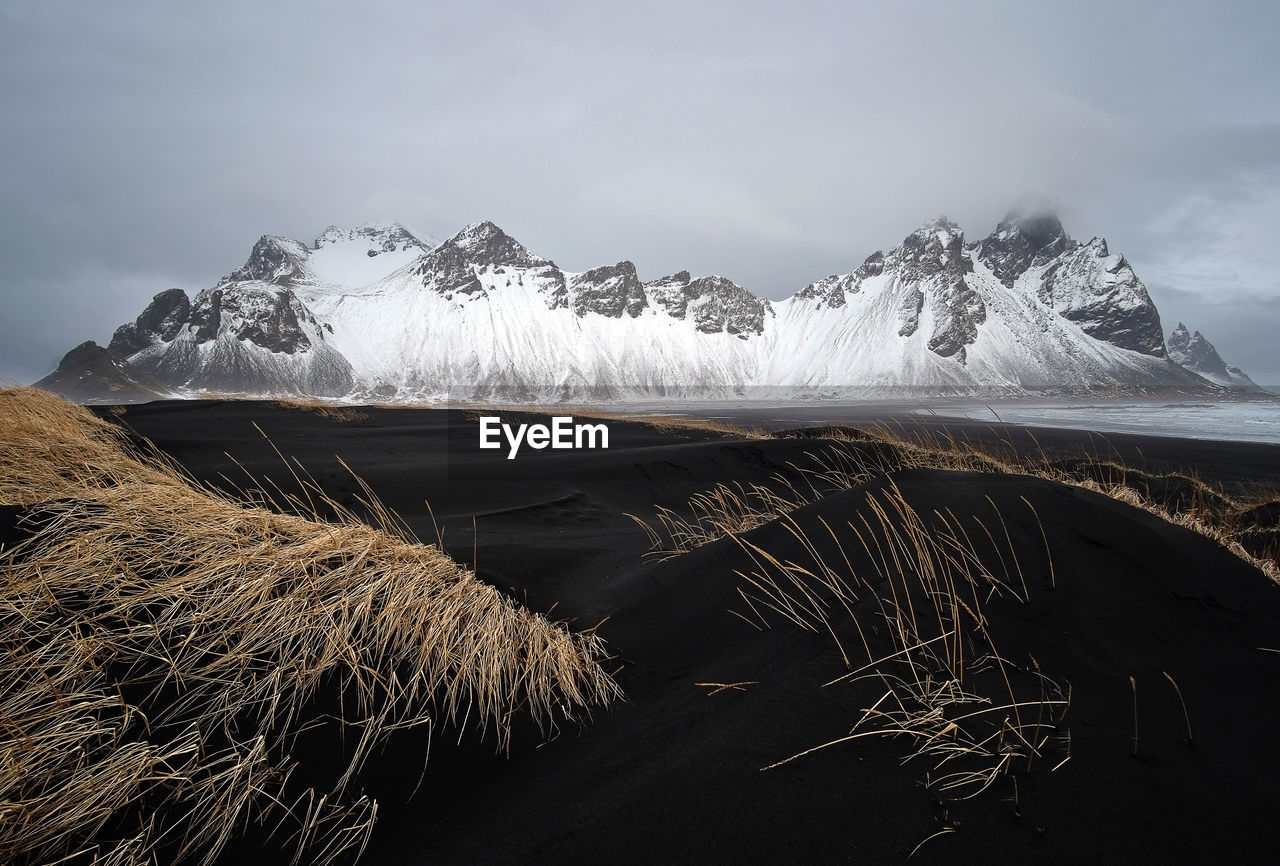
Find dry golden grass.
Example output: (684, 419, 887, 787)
(271, 398, 372, 424)
(630, 481, 808, 557)
(632, 417, 1279, 582)
(851, 423, 1280, 583)
(0, 386, 619, 866)
(738, 483, 1069, 802)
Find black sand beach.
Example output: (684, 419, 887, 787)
(99, 400, 1280, 864)
(6, 398, 1280, 864)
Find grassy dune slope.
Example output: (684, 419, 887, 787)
(0, 388, 619, 866)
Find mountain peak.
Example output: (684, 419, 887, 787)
(35, 340, 169, 404)
(913, 216, 963, 238)
(435, 221, 546, 268)
(891, 218, 969, 280)
(61, 207, 1226, 402)
(313, 221, 434, 254)
(569, 261, 646, 318)
(979, 209, 1076, 287)
(452, 220, 506, 244)
(413, 221, 553, 299)
(1166, 323, 1257, 389)
(994, 208, 1069, 246)
(218, 235, 310, 287)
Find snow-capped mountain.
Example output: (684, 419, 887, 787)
(760, 214, 1192, 393)
(81, 212, 1237, 402)
(296, 221, 769, 400)
(219, 220, 437, 294)
(1166, 323, 1259, 390)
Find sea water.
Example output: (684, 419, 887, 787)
(917, 399, 1280, 445)
(626, 397, 1280, 446)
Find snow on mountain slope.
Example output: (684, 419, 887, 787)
(304, 222, 766, 401)
(760, 218, 1200, 395)
(110, 282, 354, 396)
(306, 221, 437, 290)
(976, 212, 1166, 357)
(217, 222, 437, 296)
(96, 213, 1223, 401)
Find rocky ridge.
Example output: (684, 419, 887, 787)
(42, 210, 1248, 402)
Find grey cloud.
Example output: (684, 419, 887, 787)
(2, 0, 1279, 383)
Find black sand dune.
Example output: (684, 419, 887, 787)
(12, 400, 1280, 864)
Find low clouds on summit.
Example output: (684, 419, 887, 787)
(2, 0, 1278, 381)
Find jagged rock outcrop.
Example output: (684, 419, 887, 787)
(885, 220, 986, 361)
(1167, 323, 1259, 390)
(974, 211, 1166, 358)
(1037, 239, 1166, 357)
(35, 341, 169, 404)
(685, 276, 772, 336)
(794, 272, 856, 310)
(219, 235, 311, 286)
(978, 211, 1075, 287)
(414, 221, 567, 307)
(569, 261, 647, 318)
(641, 271, 770, 334)
(109, 289, 193, 356)
(69, 211, 1219, 402)
(108, 284, 353, 396)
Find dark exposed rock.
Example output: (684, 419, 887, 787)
(855, 251, 885, 281)
(109, 288, 192, 356)
(684, 276, 771, 335)
(794, 273, 855, 309)
(415, 221, 552, 298)
(978, 210, 1076, 287)
(1038, 238, 1166, 357)
(35, 341, 169, 404)
(927, 277, 987, 360)
(1167, 323, 1259, 389)
(192, 290, 223, 343)
(220, 291, 312, 354)
(121, 286, 317, 355)
(220, 235, 308, 286)
(897, 286, 923, 337)
(886, 220, 984, 361)
(1168, 323, 1228, 378)
(892, 218, 973, 282)
(569, 261, 648, 318)
(644, 271, 695, 318)
(642, 271, 769, 334)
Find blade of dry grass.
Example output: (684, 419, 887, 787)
(0, 386, 620, 866)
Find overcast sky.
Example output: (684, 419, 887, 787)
(3, 0, 1279, 383)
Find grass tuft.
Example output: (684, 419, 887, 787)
(0, 386, 619, 865)
(743, 482, 1070, 803)
(631, 419, 1279, 582)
